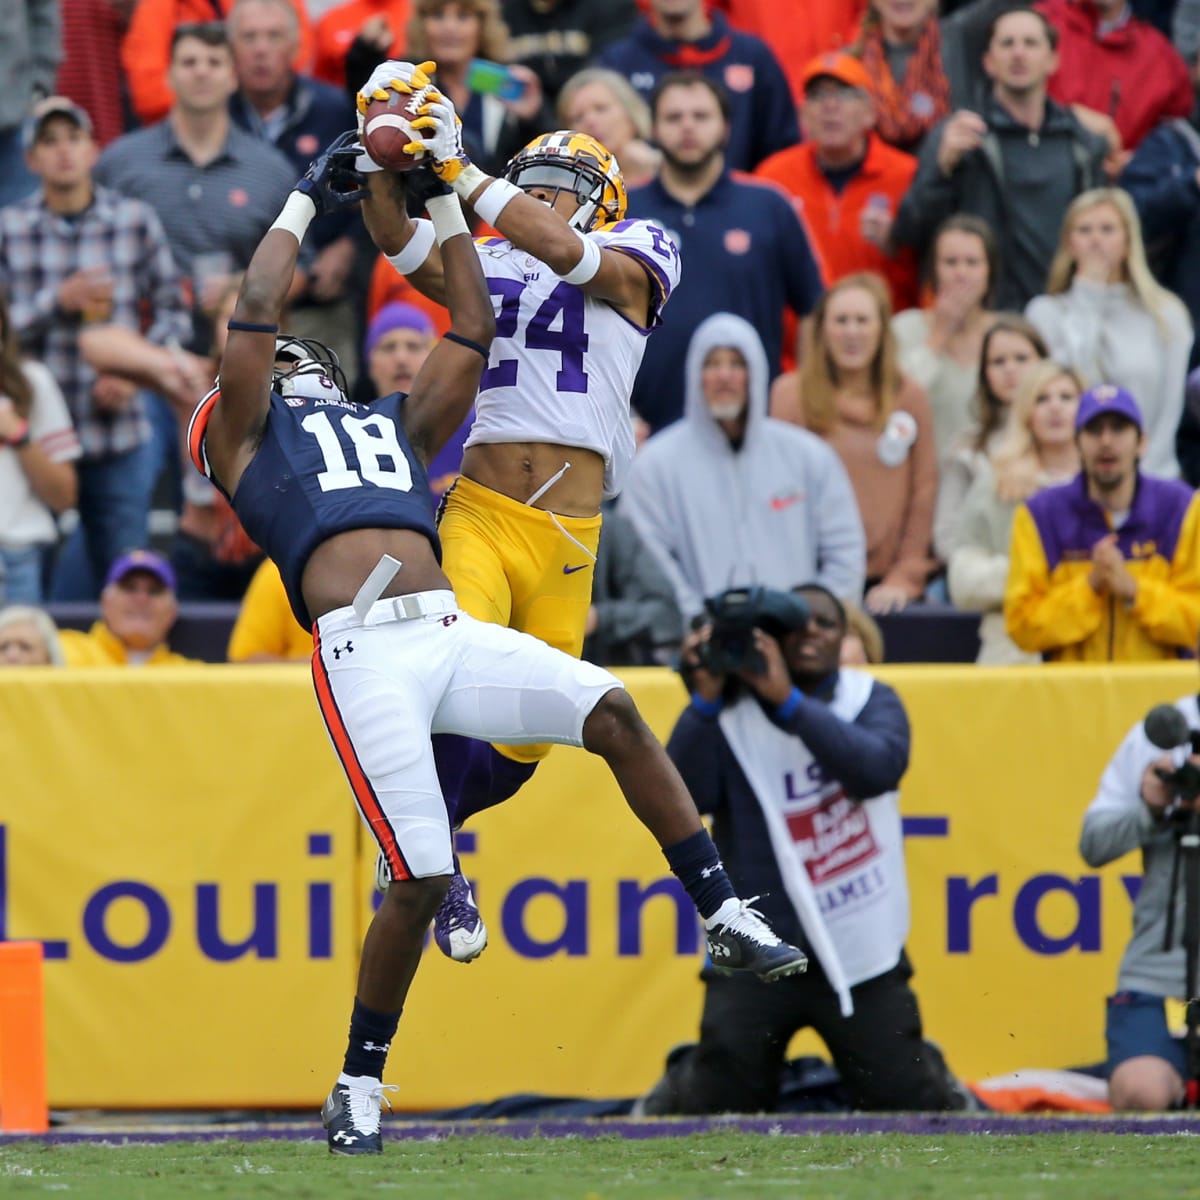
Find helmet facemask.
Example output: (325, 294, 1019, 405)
(503, 133, 627, 234)
(506, 162, 608, 232)
(273, 335, 350, 401)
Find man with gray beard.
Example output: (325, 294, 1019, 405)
(622, 313, 865, 625)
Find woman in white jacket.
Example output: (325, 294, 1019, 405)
(892, 214, 997, 465)
(947, 360, 1084, 664)
(0, 292, 79, 604)
(1026, 188, 1192, 480)
(931, 314, 1047, 563)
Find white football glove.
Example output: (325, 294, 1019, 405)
(406, 89, 473, 184)
(355, 58, 437, 132)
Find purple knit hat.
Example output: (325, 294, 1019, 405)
(364, 303, 435, 357)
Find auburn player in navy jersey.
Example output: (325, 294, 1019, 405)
(189, 135, 806, 1155)
(356, 61, 684, 962)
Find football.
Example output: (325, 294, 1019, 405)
(361, 90, 429, 172)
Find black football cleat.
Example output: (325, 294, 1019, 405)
(705, 897, 809, 982)
(321, 1076, 397, 1155)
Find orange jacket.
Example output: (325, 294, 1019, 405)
(754, 133, 919, 312)
(313, 0, 412, 89)
(715, 0, 865, 106)
(122, 0, 314, 126)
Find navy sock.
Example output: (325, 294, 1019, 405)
(342, 998, 401, 1080)
(663, 829, 735, 921)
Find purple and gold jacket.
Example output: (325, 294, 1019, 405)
(1004, 471, 1200, 661)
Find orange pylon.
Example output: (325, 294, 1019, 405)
(0, 942, 48, 1133)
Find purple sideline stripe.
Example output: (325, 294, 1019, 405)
(902, 817, 950, 837)
(6, 1113, 1200, 1143)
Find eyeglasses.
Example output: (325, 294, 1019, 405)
(805, 82, 864, 105)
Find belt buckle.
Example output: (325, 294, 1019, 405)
(392, 594, 424, 621)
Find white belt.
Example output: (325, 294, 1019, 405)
(351, 554, 458, 626)
(361, 590, 458, 627)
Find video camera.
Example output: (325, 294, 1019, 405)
(695, 586, 810, 676)
(1144, 705, 1200, 809)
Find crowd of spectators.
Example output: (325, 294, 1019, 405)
(2, 0, 1200, 667)
(6, 0, 1200, 669)
(6, 0, 1200, 1116)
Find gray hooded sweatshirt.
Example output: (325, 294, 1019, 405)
(620, 313, 866, 622)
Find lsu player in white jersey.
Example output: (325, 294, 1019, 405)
(356, 61, 681, 960)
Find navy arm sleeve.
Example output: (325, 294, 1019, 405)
(771, 680, 911, 799)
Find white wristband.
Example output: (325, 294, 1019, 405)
(426, 193, 470, 245)
(560, 231, 602, 285)
(449, 162, 491, 203)
(471, 178, 522, 227)
(385, 219, 436, 275)
(268, 191, 316, 244)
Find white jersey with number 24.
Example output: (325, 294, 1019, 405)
(464, 218, 681, 499)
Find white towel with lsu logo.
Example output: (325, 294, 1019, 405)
(719, 668, 909, 1016)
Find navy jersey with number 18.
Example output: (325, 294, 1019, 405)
(188, 385, 439, 628)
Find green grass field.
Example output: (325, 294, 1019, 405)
(2, 1133, 1200, 1200)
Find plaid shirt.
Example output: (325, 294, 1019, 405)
(94, 120, 304, 353)
(0, 185, 192, 459)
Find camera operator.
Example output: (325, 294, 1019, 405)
(634, 582, 966, 1115)
(1080, 696, 1200, 1111)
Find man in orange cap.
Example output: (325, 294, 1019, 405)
(754, 53, 919, 313)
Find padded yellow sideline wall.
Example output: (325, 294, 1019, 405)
(0, 662, 1191, 1108)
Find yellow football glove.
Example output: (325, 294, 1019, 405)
(355, 59, 437, 117)
(403, 89, 471, 183)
